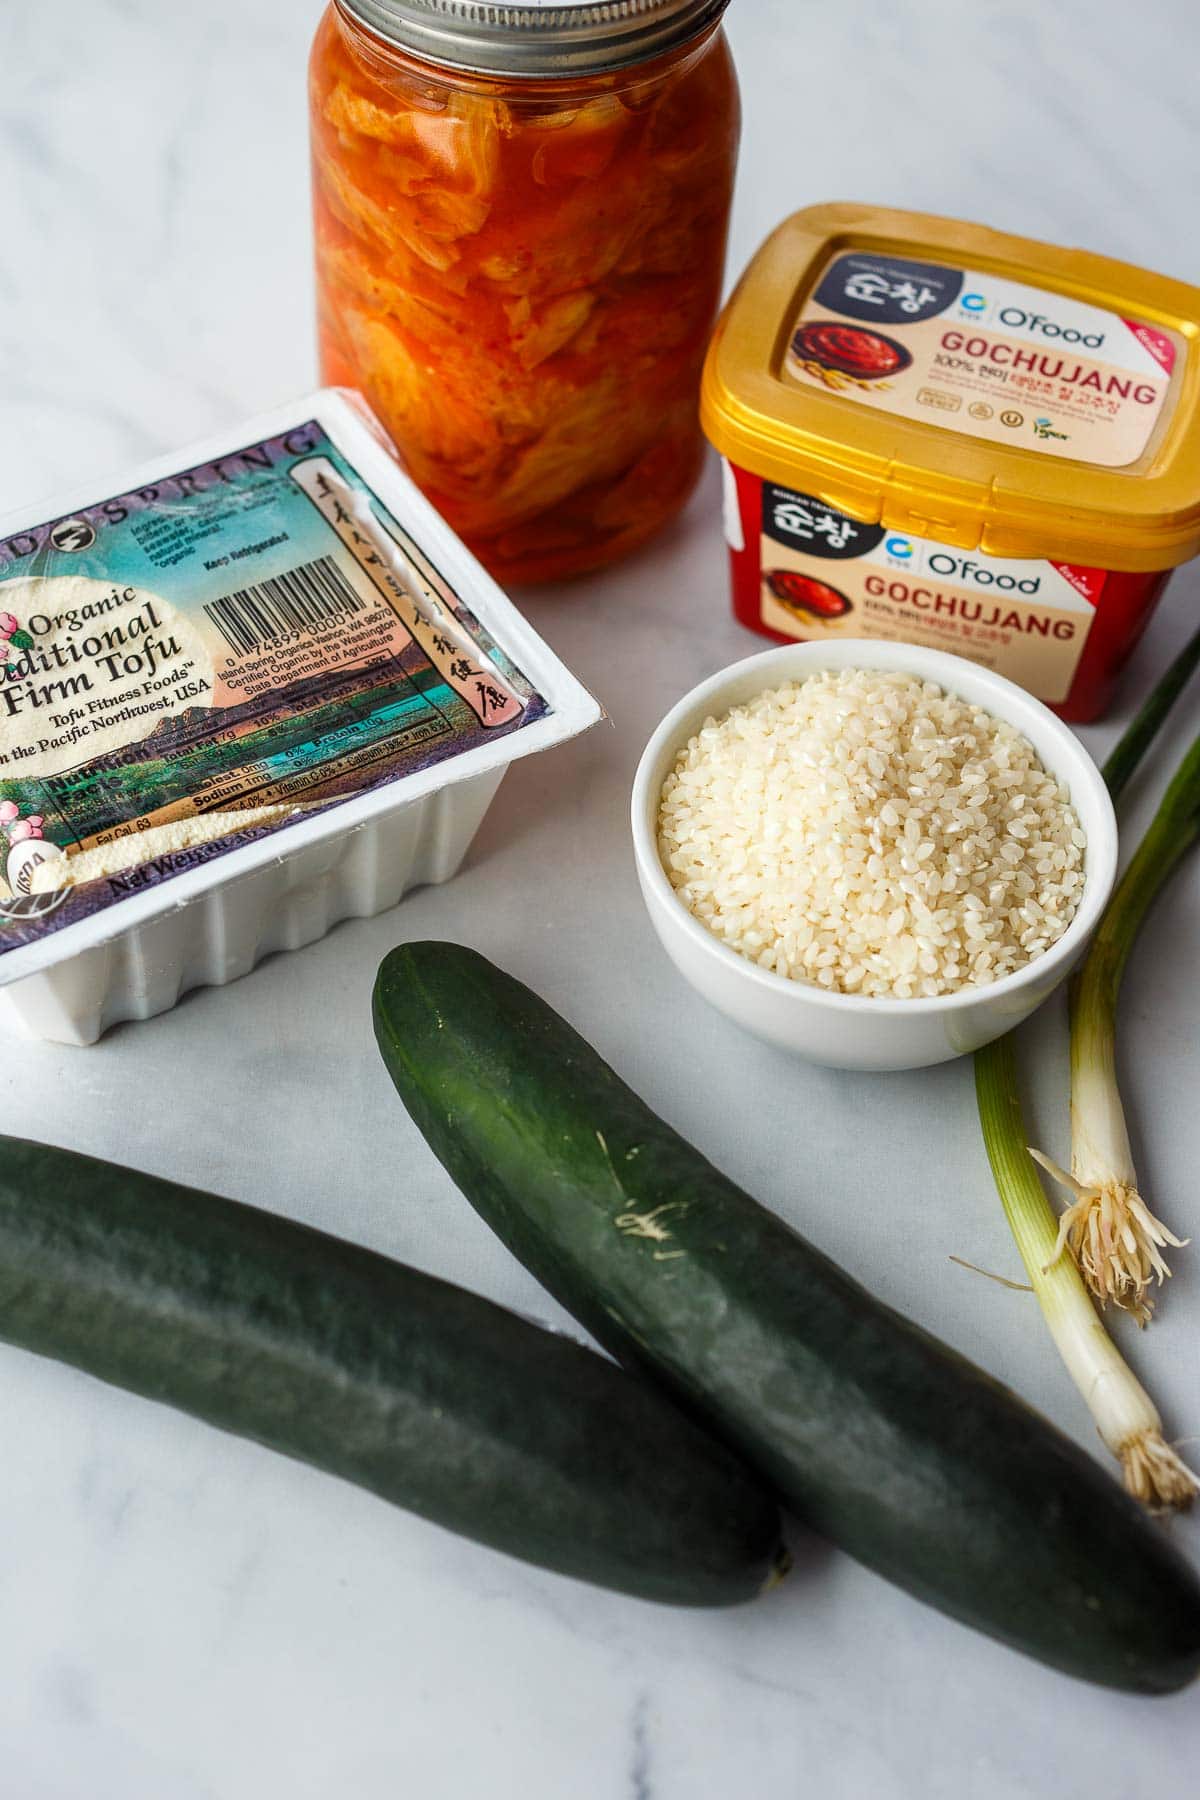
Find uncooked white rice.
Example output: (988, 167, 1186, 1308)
(657, 669, 1086, 999)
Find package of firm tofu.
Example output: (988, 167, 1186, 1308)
(0, 389, 602, 1043)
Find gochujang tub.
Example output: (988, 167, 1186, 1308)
(701, 204, 1200, 721)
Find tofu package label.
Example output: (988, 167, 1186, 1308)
(0, 419, 546, 948)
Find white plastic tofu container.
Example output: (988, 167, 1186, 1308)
(0, 390, 601, 1043)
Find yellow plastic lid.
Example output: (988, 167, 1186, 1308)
(702, 203, 1200, 572)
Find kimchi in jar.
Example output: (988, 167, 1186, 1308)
(310, 1, 740, 583)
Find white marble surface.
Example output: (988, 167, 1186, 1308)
(2, 1, 1200, 1793)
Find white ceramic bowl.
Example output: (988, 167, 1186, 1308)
(631, 639, 1118, 1071)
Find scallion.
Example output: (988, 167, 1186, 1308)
(1033, 719, 1200, 1320)
(974, 627, 1200, 1506)
(1099, 619, 1200, 809)
(976, 1034, 1198, 1508)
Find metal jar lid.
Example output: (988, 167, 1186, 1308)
(336, 0, 733, 79)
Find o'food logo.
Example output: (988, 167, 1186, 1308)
(998, 308, 1103, 348)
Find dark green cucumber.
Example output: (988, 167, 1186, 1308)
(374, 942, 1200, 1693)
(0, 1135, 785, 1606)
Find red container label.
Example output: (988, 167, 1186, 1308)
(721, 463, 1171, 723)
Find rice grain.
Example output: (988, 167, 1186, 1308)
(656, 670, 1085, 999)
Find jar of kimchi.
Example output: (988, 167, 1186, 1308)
(310, 1, 740, 583)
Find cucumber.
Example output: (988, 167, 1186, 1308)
(0, 1135, 785, 1607)
(374, 941, 1200, 1692)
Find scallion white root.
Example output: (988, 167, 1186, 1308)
(1029, 1149, 1183, 1328)
(975, 1034, 1198, 1511)
(1035, 733, 1200, 1319)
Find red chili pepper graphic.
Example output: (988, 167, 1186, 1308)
(766, 571, 853, 620)
(791, 322, 912, 380)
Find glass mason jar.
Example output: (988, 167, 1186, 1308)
(310, 1, 740, 583)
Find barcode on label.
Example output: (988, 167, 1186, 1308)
(204, 555, 366, 654)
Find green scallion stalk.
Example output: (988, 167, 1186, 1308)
(1101, 620, 1200, 808)
(1032, 727, 1200, 1319)
(976, 1034, 1198, 1509)
(974, 628, 1200, 1505)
